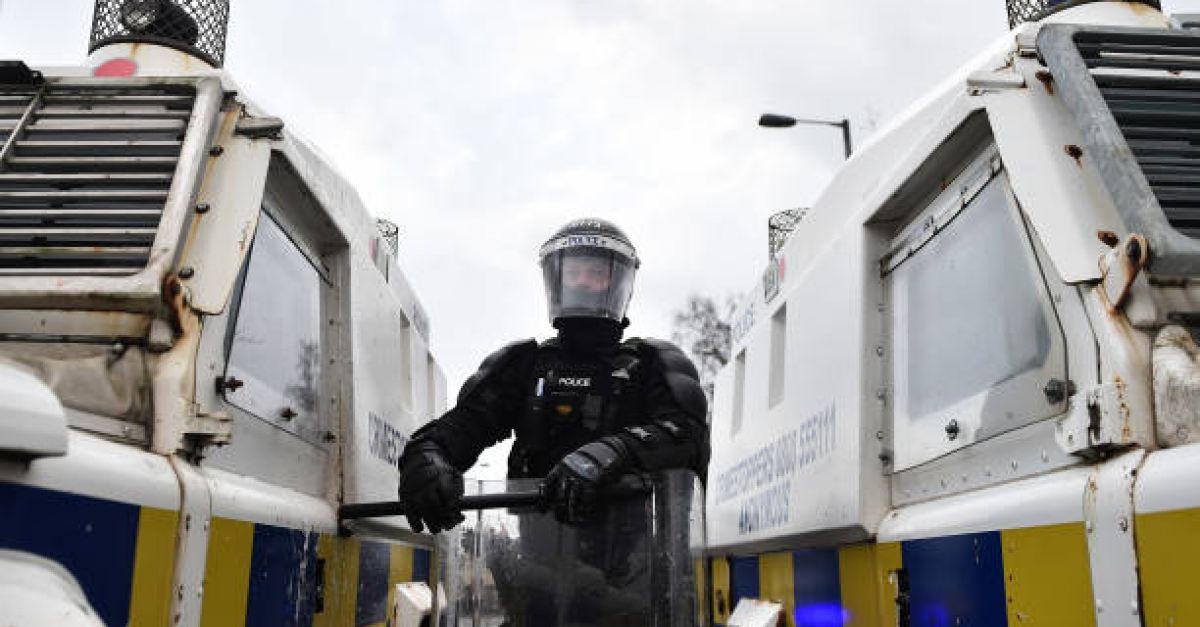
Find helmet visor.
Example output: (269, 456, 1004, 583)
(542, 248, 636, 323)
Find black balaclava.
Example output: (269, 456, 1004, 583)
(554, 317, 626, 358)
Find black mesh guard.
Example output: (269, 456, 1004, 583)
(89, 0, 231, 68)
(1006, 0, 1051, 29)
(1006, 0, 1161, 29)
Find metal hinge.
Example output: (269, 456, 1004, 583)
(1055, 382, 1131, 457)
(235, 116, 285, 139)
(891, 568, 911, 627)
(184, 411, 232, 447)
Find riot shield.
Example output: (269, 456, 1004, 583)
(436, 470, 707, 627)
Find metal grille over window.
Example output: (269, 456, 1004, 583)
(1006, 1, 1161, 29)
(0, 84, 196, 275)
(1077, 30, 1200, 239)
(376, 218, 399, 256)
(1006, 0, 1050, 29)
(89, 0, 231, 68)
(767, 208, 805, 259)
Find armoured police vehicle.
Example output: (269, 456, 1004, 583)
(706, 2, 1200, 626)
(0, 1, 447, 625)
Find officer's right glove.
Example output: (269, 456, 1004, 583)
(398, 440, 464, 533)
(544, 437, 630, 525)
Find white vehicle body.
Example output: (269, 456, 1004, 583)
(706, 3, 1200, 626)
(0, 30, 445, 627)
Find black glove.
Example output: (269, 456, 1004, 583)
(544, 437, 630, 524)
(398, 440, 464, 533)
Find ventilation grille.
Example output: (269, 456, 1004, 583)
(1078, 30, 1200, 239)
(0, 85, 195, 275)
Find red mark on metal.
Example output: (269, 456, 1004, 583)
(93, 58, 138, 77)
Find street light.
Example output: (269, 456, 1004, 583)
(758, 113, 852, 159)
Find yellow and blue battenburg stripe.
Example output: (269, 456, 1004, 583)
(0, 480, 179, 627)
(0, 480, 430, 627)
(711, 522, 1095, 627)
(1136, 507, 1200, 625)
(201, 523, 431, 627)
(200, 518, 328, 626)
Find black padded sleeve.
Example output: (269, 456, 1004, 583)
(407, 339, 538, 471)
(611, 338, 711, 482)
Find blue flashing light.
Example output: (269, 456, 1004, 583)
(793, 602, 850, 627)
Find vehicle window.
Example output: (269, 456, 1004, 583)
(730, 349, 746, 436)
(885, 162, 1067, 470)
(894, 178, 1051, 417)
(223, 211, 324, 441)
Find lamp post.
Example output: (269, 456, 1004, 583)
(758, 113, 852, 159)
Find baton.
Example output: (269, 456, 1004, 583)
(338, 489, 544, 521)
(338, 476, 651, 522)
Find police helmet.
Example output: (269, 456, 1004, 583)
(539, 218, 639, 324)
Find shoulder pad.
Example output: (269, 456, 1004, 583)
(458, 339, 538, 402)
(632, 338, 707, 420)
(634, 338, 701, 379)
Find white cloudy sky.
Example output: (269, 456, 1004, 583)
(2, 0, 1197, 396)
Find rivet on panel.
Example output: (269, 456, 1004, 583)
(195, 202, 210, 214)
(179, 267, 195, 279)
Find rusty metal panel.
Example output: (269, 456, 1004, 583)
(1038, 24, 1200, 277)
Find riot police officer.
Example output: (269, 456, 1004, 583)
(397, 217, 710, 532)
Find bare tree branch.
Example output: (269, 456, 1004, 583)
(670, 292, 738, 402)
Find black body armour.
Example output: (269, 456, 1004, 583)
(508, 339, 642, 479)
(409, 331, 708, 484)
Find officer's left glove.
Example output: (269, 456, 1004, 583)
(544, 437, 630, 525)
(398, 440, 464, 534)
